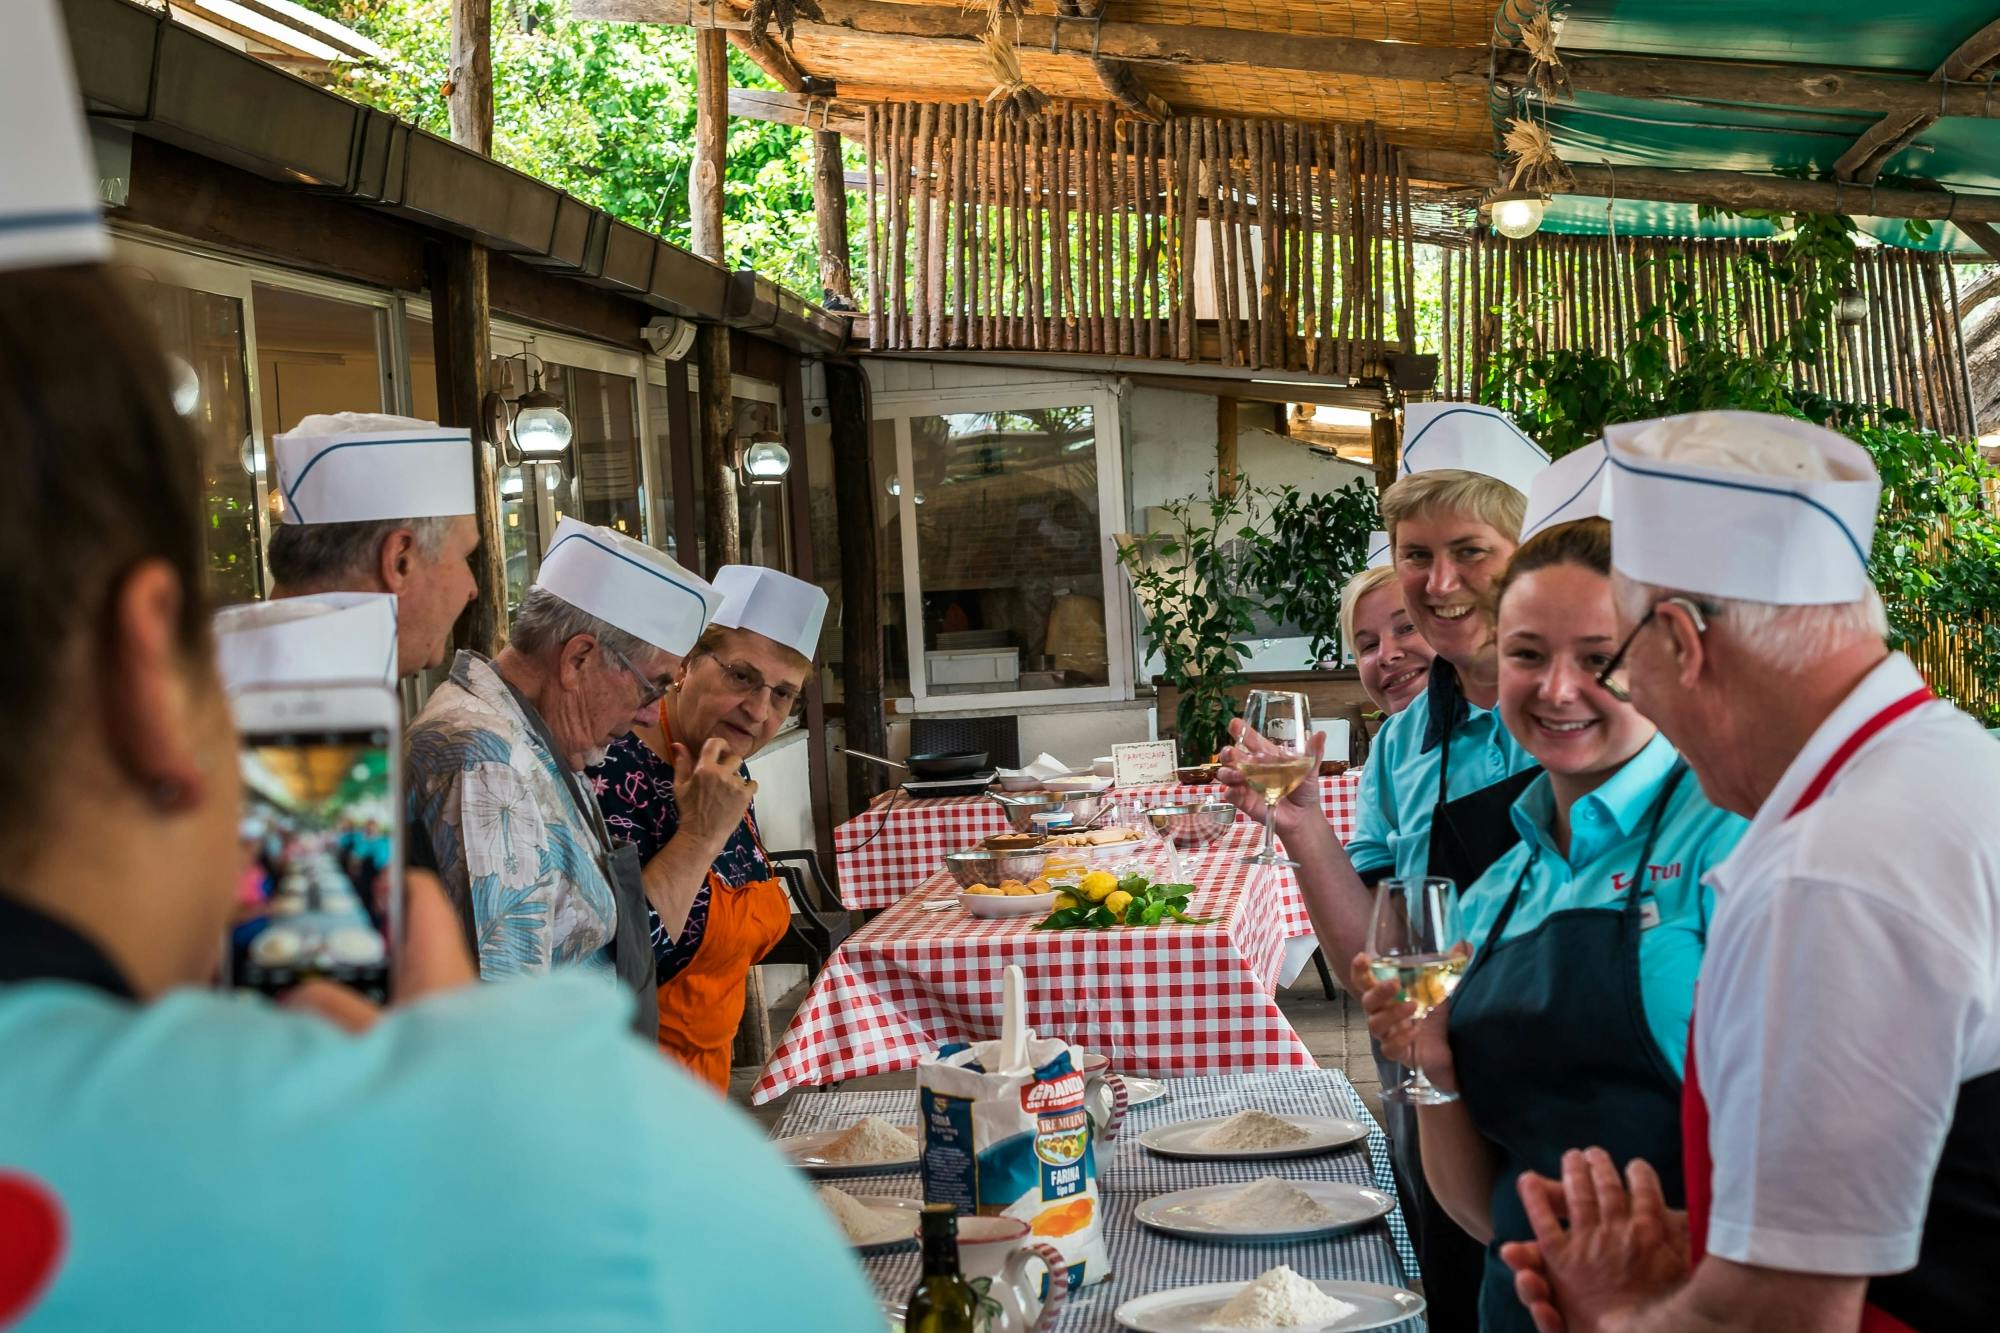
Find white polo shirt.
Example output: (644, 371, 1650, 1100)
(1696, 652, 2000, 1275)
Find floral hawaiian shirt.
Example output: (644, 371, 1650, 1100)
(589, 732, 769, 984)
(405, 651, 618, 979)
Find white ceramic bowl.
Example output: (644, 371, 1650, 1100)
(1091, 756, 1116, 777)
(957, 889, 1059, 918)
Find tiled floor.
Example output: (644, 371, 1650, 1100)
(730, 966, 1384, 1130)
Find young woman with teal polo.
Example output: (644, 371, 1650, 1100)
(1357, 517, 1747, 1331)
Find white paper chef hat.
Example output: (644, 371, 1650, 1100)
(709, 565, 829, 661)
(1520, 440, 1614, 542)
(533, 517, 720, 656)
(0, 1, 107, 272)
(273, 413, 475, 525)
(1399, 402, 1550, 497)
(1605, 411, 1881, 606)
(213, 593, 400, 694)
(1365, 531, 1393, 570)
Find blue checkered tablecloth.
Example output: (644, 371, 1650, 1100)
(775, 1069, 1423, 1331)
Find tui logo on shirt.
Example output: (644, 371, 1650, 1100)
(0, 1172, 64, 1326)
(1612, 862, 1683, 893)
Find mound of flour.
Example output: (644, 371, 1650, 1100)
(1195, 1109, 1312, 1152)
(820, 1116, 918, 1163)
(1205, 1265, 1358, 1329)
(1197, 1177, 1336, 1229)
(816, 1186, 906, 1245)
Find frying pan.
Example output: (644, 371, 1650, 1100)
(843, 748, 991, 781)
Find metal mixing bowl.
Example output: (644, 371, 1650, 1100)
(1143, 802, 1238, 848)
(987, 790, 1108, 833)
(944, 846, 1054, 889)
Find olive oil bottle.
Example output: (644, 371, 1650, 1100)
(905, 1204, 978, 1333)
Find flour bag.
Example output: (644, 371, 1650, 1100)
(918, 1036, 1123, 1289)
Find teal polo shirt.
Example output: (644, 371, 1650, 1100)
(0, 968, 882, 1332)
(1348, 661, 1538, 883)
(1458, 733, 1747, 1071)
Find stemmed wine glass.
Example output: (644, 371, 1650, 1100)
(1366, 876, 1466, 1105)
(1238, 690, 1312, 868)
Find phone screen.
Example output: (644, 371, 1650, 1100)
(231, 726, 397, 1003)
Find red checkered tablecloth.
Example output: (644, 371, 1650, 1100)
(753, 821, 1319, 1103)
(833, 772, 1360, 912)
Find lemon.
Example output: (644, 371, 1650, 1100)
(1079, 870, 1118, 902)
(1053, 891, 1080, 910)
(1104, 889, 1134, 920)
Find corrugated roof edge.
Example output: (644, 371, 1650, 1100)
(61, 0, 847, 355)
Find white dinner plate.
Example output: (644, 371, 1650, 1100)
(1122, 1076, 1169, 1108)
(1114, 1279, 1425, 1332)
(1134, 1181, 1395, 1244)
(777, 1124, 922, 1176)
(958, 889, 1058, 918)
(842, 1196, 923, 1255)
(1137, 1114, 1368, 1162)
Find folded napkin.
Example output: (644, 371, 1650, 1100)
(995, 751, 1073, 781)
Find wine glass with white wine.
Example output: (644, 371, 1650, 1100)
(1367, 876, 1466, 1105)
(1237, 690, 1313, 868)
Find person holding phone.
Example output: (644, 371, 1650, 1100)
(0, 17, 880, 1326)
(265, 412, 482, 682)
(591, 565, 826, 1089)
(1355, 502, 1745, 1331)
(404, 517, 721, 1024)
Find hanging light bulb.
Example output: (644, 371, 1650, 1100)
(885, 474, 904, 498)
(1491, 197, 1547, 240)
(510, 359, 573, 457)
(1837, 284, 1869, 327)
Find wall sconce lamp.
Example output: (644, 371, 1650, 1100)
(483, 352, 574, 465)
(740, 433, 791, 485)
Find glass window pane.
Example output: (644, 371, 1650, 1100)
(404, 314, 439, 422)
(557, 364, 644, 540)
(136, 283, 261, 604)
(645, 379, 683, 566)
(908, 406, 1108, 696)
(252, 284, 386, 437)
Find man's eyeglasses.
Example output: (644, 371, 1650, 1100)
(1595, 597, 1710, 703)
(601, 641, 670, 709)
(704, 653, 805, 716)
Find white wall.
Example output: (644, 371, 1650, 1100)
(1123, 386, 1373, 514)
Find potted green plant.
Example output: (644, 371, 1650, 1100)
(1246, 479, 1381, 665)
(1116, 477, 1263, 765)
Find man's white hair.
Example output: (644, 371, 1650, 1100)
(1611, 572, 1887, 673)
(507, 585, 649, 664)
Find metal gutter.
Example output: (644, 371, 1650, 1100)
(61, 0, 848, 354)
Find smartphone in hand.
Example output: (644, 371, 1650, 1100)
(226, 684, 402, 1004)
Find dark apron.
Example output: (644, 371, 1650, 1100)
(1378, 730, 1540, 1331)
(1450, 765, 1689, 1332)
(502, 680, 658, 1038)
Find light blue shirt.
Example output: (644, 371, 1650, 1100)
(1458, 733, 1747, 1070)
(0, 973, 881, 1332)
(1347, 666, 1537, 882)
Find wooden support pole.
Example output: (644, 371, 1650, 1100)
(696, 323, 739, 571)
(1370, 410, 1398, 496)
(448, 0, 492, 155)
(427, 239, 506, 654)
(827, 361, 889, 812)
(812, 129, 853, 303)
(691, 29, 729, 263)
(1216, 395, 1238, 495)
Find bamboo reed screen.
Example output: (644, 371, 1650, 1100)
(1435, 232, 1980, 438)
(862, 104, 1418, 374)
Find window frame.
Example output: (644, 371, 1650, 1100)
(869, 379, 1133, 714)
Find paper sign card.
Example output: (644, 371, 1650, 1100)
(1112, 740, 1179, 787)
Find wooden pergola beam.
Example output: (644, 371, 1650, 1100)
(576, 0, 2000, 122)
(1835, 18, 2000, 185)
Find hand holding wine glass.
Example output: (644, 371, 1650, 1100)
(1236, 690, 1314, 868)
(1350, 951, 1457, 1093)
(1217, 719, 1326, 829)
(1366, 876, 1468, 1104)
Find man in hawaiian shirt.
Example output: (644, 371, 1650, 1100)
(406, 519, 720, 1016)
